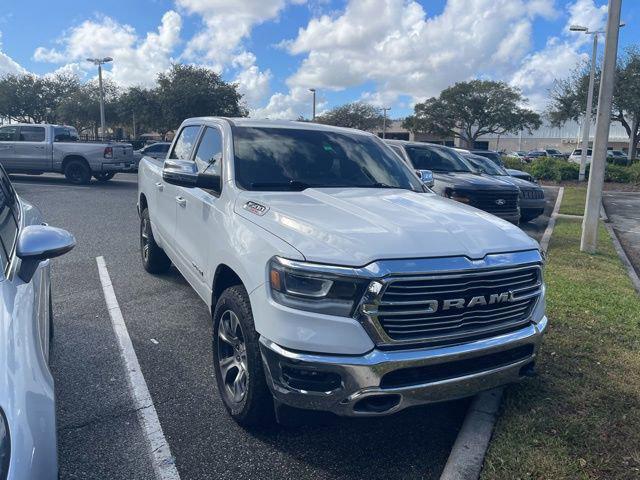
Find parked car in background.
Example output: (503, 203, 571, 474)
(526, 149, 566, 161)
(455, 148, 536, 183)
(0, 124, 134, 184)
(387, 141, 521, 223)
(470, 150, 503, 165)
(0, 165, 75, 479)
(505, 168, 536, 183)
(507, 151, 528, 161)
(133, 142, 171, 169)
(569, 148, 631, 166)
(464, 153, 545, 223)
(138, 118, 547, 426)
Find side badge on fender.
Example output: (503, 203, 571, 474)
(244, 201, 269, 216)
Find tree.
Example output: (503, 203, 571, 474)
(315, 102, 384, 131)
(403, 80, 542, 148)
(155, 64, 247, 136)
(548, 47, 640, 161)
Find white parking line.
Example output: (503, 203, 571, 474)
(96, 256, 181, 480)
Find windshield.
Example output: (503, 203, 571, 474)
(404, 145, 472, 173)
(546, 149, 561, 155)
(232, 127, 424, 192)
(465, 155, 508, 175)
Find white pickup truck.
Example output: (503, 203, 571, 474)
(0, 123, 134, 184)
(137, 118, 547, 426)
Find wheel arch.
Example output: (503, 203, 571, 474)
(62, 154, 90, 172)
(212, 264, 245, 310)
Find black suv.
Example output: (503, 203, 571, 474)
(386, 140, 521, 223)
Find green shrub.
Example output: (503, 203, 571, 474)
(557, 161, 580, 181)
(605, 164, 632, 183)
(529, 157, 561, 181)
(626, 162, 640, 183)
(502, 156, 529, 170)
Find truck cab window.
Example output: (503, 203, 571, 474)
(0, 126, 18, 141)
(169, 126, 201, 160)
(194, 127, 222, 175)
(54, 127, 77, 142)
(19, 126, 45, 142)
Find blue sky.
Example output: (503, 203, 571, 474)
(0, 0, 638, 119)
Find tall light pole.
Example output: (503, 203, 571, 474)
(570, 22, 624, 181)
(87, 57, 113, 140)
(581, 0, 623, 253)
(382, 107, 390, 139)
(309, 88, 316, 121)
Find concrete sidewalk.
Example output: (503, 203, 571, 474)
(602, 191, 640, 277)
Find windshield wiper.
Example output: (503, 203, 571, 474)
(250, 180, 315, 191)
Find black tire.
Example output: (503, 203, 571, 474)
(213, 285, 274, 427)
(64, 159, 91, 184)
(140, 208, 171, 274)
(94, 172, 116, 182)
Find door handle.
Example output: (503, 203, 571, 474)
(175, 196, 187, 207)
(155, 182, 164, 192)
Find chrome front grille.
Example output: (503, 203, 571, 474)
(365, 265, 542, 345)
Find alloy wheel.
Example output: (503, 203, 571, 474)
(217, 310, 248, 403)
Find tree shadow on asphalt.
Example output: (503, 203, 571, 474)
(9, 173, 138, 189)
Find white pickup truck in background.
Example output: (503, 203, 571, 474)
(0, 123, 134, 184)
(138, 117, 548, 426)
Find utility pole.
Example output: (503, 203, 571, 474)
(309, 88, 316, 121)
(581, 0, 622, 253)
(382, 107, 390, 139)
(87, 57, 113, 140)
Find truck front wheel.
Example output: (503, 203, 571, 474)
(213, 285, 274, 427)
(64, 159, 91, 184)
(140, 208, 171, 274)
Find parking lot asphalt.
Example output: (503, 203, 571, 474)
(603, 191, 640, 275)
(10, 174, 556, 480)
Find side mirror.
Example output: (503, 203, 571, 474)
(162, 159, 221, 193)
(417, 169, 435, 188)
(17, 225, 76, 282)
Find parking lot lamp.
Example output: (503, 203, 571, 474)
(581, 0, 622, 253)
(570, 22, 625, 181)
(382, 107, 390, 139)
(309, 89, 316, 121)
(87, 57, 113, 140)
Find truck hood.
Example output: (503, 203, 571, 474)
(234, 188, 538, 266)
(433, 172, 518, 190)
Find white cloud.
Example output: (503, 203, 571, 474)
(252, 86, 317, 119)
(232, 52, 272, 106)
(258, 0, 560, 118)
(0, 32, 27, 76)
(509, 0, 607, 110)
(33, 11, 182, 87)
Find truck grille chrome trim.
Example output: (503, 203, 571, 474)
(357, 253, 543, 347)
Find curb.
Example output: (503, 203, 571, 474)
(439, 187, 564, 480)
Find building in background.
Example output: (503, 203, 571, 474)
(373, 119, 631, 153)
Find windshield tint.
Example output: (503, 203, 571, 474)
(405, 145, 472, 173)
(465, 155, 507, 175)
(232, 127, 423, 191)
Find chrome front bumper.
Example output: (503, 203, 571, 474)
(260, 317, 547, 417)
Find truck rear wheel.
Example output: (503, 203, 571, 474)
(140, 208, 171, 274)
(64, 159, 91, 185)
(94, 172, 115, 182)
(213, 285, 274, 427)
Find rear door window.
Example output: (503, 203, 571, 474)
(19, 126, 46, 142)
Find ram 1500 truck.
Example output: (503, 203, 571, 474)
(0, 124, 134, 184)
(138, 118, 547, 426)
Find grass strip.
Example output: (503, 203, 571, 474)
(558, 186, 586, 216)
(481, 218, 640, 479)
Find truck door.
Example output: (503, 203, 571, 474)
(173, 125, 224, 301)
(14, 125, 50, 171)
(153, 125, 202, 255)
(0, 125, 19, 170)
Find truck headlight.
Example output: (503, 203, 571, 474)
(268, 257, 367, 317)
(0, 408, 9, 480)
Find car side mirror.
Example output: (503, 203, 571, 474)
(162, 159, 221, 193)
(17, 225, 76, 282)
(417, 169, 435, 188)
